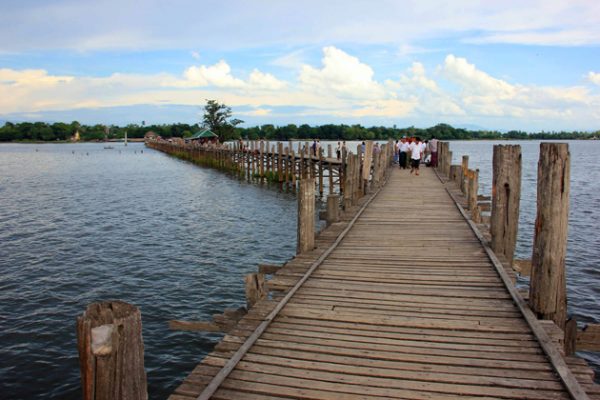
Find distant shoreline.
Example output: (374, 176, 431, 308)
(0, 138, 146, 144)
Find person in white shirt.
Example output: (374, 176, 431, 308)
(399, 138, 410, 169)
(409, 138, 423, 175)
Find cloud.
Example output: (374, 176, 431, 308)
(299, 46, 385, 99)
(183, 60, 245, 88)
(1, 47, 600, 130)
(271, 49, 308, 69)
(3, 1, 600, 52)
(248, 70, 287, 90)
(588, 72, 600, 86)
(439, 54, 594, 119)
(238, 108, 272, 117)
(190, 51, 200, 60)
(0, 68, 73, 86)
(442, 55, 516, 99)
(351, 99, 417, 118)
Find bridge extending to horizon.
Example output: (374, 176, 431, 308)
(163, 141, 599, 400)
(76, 139, 600, 400)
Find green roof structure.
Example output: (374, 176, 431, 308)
(190, 129, 218, 140)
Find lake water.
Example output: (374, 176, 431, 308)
(0, 140, 599, 399)
(0, 142, 298, 399)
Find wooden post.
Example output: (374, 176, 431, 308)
(246, 142, 251, 180)
(284, 146, 289, 187)
(259, 141, 264, 179)
(77, 301, 147, 400)
(277, 142, 283, 185)
(297, 177, 315, 254)
(290, 150, 296, 189)
(371, 150, 381, 190)
(461, 155, 469, 194)
(299, 146, 305, 179)
(490, 145, 522, 265)
(468, 169, 480, 223)
(343, 153, 354, 210)
(318, 149, 324, 197)
(564, 318, 577, 356)
(529, 143, 570, 330)
(340, 147, 347, 195)
(445, 150, 453, 178)
(449, 165, 461, 183)
(326, 194, 340, 225)
(244, 273, 267, 309)
(437, 142, 445, 173)
(251, 141, 256, 179)
(353, 154, 361, 204)
(328, 162, 334, 195)
(362, 141, 374, 194)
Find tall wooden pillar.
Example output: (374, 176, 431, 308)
(490, 145, 522, 264)
(297, 177, 315, 254)
(529, 143, 570, 330)
(461, 155, 469, 194)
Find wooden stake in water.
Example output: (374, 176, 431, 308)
(297, 177, 315, 254)
(490, 145, 522, 265)
(77, 301, 147, 400)
(529, 143, 570, 330)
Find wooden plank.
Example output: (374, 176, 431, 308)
(195, 173, 387, 400)
(218, 352, 563, 389)
(577, 324, 600, 352)
(169, 320, 221, 332)
(439, 168, 588, 400)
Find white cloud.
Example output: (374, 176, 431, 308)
(442, 55, 516, 99)
(238, 108, 272, 117)
(248, 70, 287, 90)
(183, 60, 245, 88)
(190, 51, 200, 60)
(351, 99, 417, 118)
(299, 46, 385, 99)
(588, 72, 600, 86)
(0, 68, 73, 86)
(1, 48, 600, 129)
(438, 54, 594, 120)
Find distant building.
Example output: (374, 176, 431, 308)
(71, 131, 80, 142)
(189, 128, 218, 141)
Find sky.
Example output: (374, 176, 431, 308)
(1, 0, 599, 132)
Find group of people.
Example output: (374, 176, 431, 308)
(394, 137, 438, 176)
(314, 138, 440, 177)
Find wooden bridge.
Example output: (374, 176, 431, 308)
(167, 164, 600, 400)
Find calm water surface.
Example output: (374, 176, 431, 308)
(0, 142, 298, 399)
(1, 140, 599, 398)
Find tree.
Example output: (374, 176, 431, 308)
(202, 100, 244, 141)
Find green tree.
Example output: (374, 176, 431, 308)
(202, 100, 244, 141)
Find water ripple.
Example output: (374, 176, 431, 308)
(0, 143, 297, 399)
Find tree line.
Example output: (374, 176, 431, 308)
(1, 121, 597, 142)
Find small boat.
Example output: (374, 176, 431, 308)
(103, 146, 114, 150)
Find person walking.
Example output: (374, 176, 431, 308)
(399, 138, 410, 169)
(429, 136, 439, 167)
(409, 137, 423, 175)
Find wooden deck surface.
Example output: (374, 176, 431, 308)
(170, 167, 598, 400)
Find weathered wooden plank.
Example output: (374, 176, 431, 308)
(169, 166, 583, 400)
